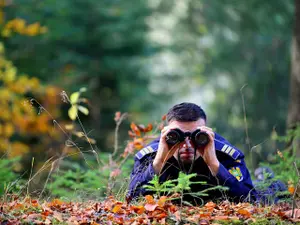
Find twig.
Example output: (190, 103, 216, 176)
(240, 84, 251, 153)
(112, 113, 128, 157)
(292, 161, 300, 218)
(26, 157, 35, 197)
(38, 160, 56, 200)
(240, 84, 256, 171)
(31, 98, 96, 169)
(106, 113, 128, 195)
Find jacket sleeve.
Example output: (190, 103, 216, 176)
(127, 156, 156, 200)
(216, 157, 257, 202)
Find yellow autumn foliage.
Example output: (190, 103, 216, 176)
(0, 5, 67, 171)
(0, 53, 65, 162)
(1, 18, 47, 37)
(8, 142, 30, 158)
(0, 3, 47, 37)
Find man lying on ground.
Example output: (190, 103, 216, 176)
(127, 102, 257, 205)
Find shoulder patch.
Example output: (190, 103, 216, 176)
(135, 144, 157, 160)
(214, 139, 241, 160)
(229, 167, 243, 181)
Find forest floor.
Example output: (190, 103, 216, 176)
(1, 195, 300, 224)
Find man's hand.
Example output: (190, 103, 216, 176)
(153, 126, 178, 174)
(197, 126, 220, 176)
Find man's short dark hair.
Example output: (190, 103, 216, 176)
(166, 102, 207, 122)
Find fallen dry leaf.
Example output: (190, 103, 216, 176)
(284, 208, 300, 219)
(213, 215, 229, 221)
(0, 196, 298, 224)
(145, 195, 155, 204)
(157, 196, 168, 207)
(144, 203, 158, 211)
(53, 211, 63, 222)
(131, 205, 145, 214)
(112, 204, 122, 213)
(204, 201, 216, 212)
(237, 208, 251, 218)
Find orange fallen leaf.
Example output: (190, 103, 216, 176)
(41, 210, 52, 217)
(131, 205, 145, 214)
(14, 203, 25, 210)
(31, 199, 39, 207)
(48, 198, 64, 207)
(205, 201, 216, 212)
(199, 211, 211, 218)
(112, 204, 122, 213)
(157, 196, 167, 207)
(145, 195, 155, 204)
(151, 210, 167, 219)
(237, 208, 251, 218)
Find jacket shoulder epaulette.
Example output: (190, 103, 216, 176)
(135, 141, 158, 160)
(214, 133, 244, 160)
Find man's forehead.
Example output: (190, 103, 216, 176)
(168, 119, 206, 131)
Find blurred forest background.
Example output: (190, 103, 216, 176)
(0, 0, 299, 199)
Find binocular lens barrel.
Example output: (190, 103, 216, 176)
(165, 129, 209, 148)
(165, 130, 181, 145)
(194, 132, 209, 146)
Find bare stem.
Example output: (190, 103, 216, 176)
(292, 161, 300, 218)
(112, 113, 128, 157)
(38, 161, 55, 200)
(26, 157, 35, 197)
(31, 98, 96, 168)
(240, 84, 251, 153)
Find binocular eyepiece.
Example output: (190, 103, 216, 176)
(165, 128, 210, 148)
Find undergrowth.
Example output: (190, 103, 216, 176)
(0, 88, 299, 225)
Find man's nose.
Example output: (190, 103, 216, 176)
(183, 137, 192, 148)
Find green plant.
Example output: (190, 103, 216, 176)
(45, 152, 134, 201)
(143, 174, 176, 197)
(0, 157, 24, 196)
(144, 172, 229, 205)
(46, 167, 104, 200)
(262, 125, 300, 189)
(255, 125, 300, 206)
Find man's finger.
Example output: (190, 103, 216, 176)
(198, 126, 213, 132)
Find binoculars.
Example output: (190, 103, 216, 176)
(165, 128, 210, 148)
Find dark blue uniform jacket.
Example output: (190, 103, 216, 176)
(127, 133, 257, 204)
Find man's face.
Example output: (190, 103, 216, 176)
(168, 119, 206, 165)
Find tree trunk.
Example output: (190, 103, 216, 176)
(287, 0, 300, 157)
